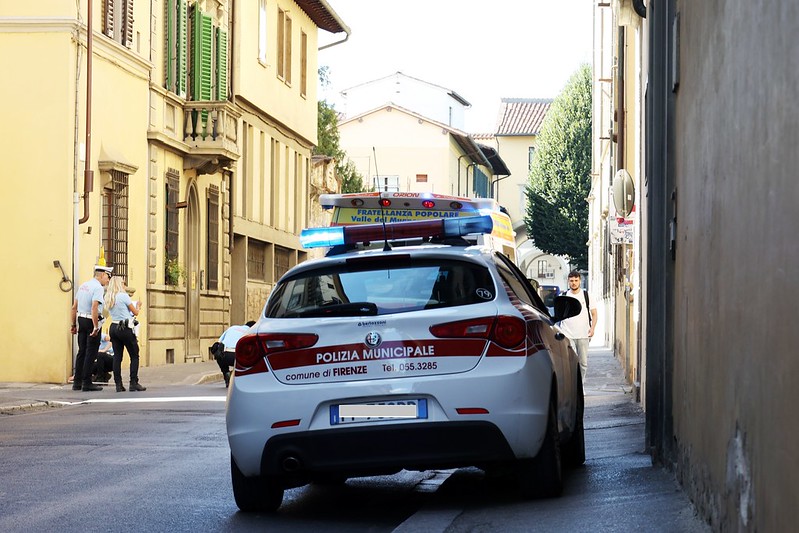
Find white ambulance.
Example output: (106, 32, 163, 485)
(319, 192, 518, 263)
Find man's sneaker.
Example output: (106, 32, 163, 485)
(82, 384, 103, 392)
(129, 382, 146, 392)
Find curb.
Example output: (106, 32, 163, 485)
(0, 400, 70, 414)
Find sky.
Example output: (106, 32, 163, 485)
(318, 0, 594, 133)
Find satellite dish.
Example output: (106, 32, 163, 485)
(612, 169, 635, 217)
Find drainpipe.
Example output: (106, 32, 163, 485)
(79, 0, 94, 224)
(491, 175, 509, 199)
(456, 154, 470, 196)
(228, 1, 235, 250)
(317, 0, 351, 51)
(465, 163, 475, 197)
(72, 1, 87, 372)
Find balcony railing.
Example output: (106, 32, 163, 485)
(183, 101, 239, 152)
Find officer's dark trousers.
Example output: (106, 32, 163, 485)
(76, 317, 101, 387)
(215, 351, 235, 375)
(110, 322, 140, 385)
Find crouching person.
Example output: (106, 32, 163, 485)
(213, 321, 256, 387)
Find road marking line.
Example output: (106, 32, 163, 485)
(63, 396, 227, 405)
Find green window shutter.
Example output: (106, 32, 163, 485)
(215, 28, 228, 101)
(165, 0, 174, 91)
(192, 6, 213, 102)
(177, 0, 188, 98)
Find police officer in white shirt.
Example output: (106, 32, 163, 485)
(70, 264, 113, 391)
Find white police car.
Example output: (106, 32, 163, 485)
(226, 215, 584, 512)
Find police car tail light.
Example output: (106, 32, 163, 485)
(430, 315, 525, 350)
(492, 315, 526, 349)
(300, 215, 494, 249)
(235, 333, 319, 369)
(429, 317, 494, 340)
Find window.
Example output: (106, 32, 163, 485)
(275, 246, 291, 281)
(165, 170, 180, 277)
(416, 174, 428, 183)
(265, 259, 495, 318)
(537, 260, 554, 279)
(528, 146, 536, 171)
(102, 171, 129, 281)
(258, 0, 267, 63)
(494, 254, 549, 315)
(300, 31, 308, 96)
(207, 186, 219, 291)
(165, 2, 227, 102)
(248, 239, 266, 281)
(372, 175, 400, 192)
(277, 8, 291, 83)
(103, 0, 134, 48)
(473, 167, 489, 198)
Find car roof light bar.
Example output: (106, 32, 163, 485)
(300, 215, 494, 249)
(319, 192, 497, 212)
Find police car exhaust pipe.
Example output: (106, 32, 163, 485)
(282, 456, 302, 472)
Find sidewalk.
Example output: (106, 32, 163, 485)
(2, 346, 631, 412)
(0, 360, 224, 413)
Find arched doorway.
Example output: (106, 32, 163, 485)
(184, 182, 201, 360)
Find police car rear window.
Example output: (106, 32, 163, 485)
(265, 259, 496, 318)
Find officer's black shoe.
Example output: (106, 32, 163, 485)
(82, 384, 103, 392)
(72, 385, 82, 391)
(129, 381, 146, 392)
(116, 383, 126, 392)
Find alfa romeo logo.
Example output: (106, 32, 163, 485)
(365, 331, 382, 347)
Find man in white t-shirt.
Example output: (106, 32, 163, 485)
(557, 271, 598, 385)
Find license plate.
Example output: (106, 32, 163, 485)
(330, 399, 428, 425)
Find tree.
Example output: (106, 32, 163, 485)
(315, 67, 365, 193)
(525, 64, 592, 270)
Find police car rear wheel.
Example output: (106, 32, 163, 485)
(231, 454, 284, 512)
(517, 400, 563, 499)
(562, 376, 586, 468)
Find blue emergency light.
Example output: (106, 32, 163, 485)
(299, 215, 494, 249)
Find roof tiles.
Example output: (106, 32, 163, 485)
(495, 98, 553, 136)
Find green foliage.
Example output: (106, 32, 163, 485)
(315, 98, 366, 194)
(165, 258, 186, 286)
(525, 64, 592, 270)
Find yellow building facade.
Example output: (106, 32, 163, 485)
(339, 105, 495, 198)
(0, 0, 347, 383)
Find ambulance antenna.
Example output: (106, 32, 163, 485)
(373, 147, 391, 251)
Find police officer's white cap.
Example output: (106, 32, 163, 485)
(94, 265, 113, 274)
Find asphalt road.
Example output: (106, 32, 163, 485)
(0, 349, 711, 532)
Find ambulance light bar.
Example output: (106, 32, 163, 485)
(319, 192, 491, 212)
(300, 215, 494, 249)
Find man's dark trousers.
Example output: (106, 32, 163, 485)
(76, 317, 101, 388)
